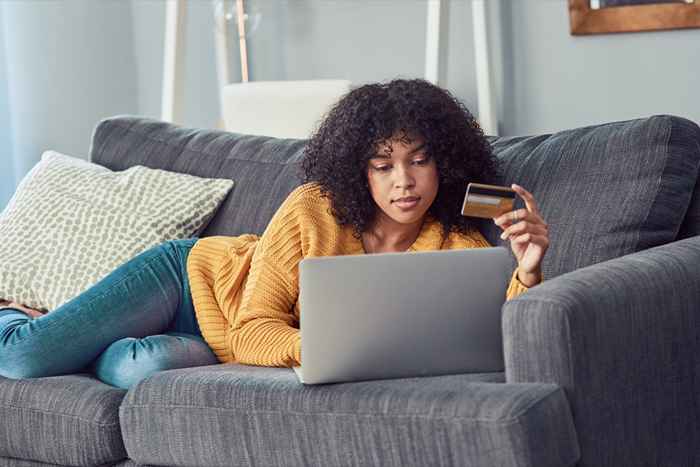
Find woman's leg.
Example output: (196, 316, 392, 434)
(90, 240, 218, 389)
(0, 238, 199, 379)
(91, 332, 218, 389)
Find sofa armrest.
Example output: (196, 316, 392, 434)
(502, 236, 700, 467)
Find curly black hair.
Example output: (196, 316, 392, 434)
(298, 78, 500, 240)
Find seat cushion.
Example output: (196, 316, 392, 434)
(120, 364, 579, 467)
(0, 459, 75, 466)
(0, 460, 137, 466)
(0, 374, 127, 466)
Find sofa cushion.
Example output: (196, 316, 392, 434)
(92, 115, 700, 282)
(0, 460, 61, 466)
(119, 364, 579, 467)
(90, 116, 306, 237)
(0, 459, 77, 466)
(478, 114, 700, 279)
(0, 461, 140, 466)
(677, 175, 700, 240)
(113, 461, 144, 467)
(0, 374, 127, 466)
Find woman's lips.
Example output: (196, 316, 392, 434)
(394, 198, 420, 210)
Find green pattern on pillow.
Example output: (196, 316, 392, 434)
(0, 150, 234, 311)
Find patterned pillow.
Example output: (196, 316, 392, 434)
(0, 150, 234, 311)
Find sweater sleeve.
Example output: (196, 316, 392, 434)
(506, 268, 544, 300)
(228, 188, 306, 367)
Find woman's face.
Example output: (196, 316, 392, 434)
(366, 131, 439, 229)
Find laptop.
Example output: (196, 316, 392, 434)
(293, 246, 512, 385)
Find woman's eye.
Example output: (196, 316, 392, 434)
(372, 158, 428, 171)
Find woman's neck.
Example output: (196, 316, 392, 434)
(362, 215, 425, 253)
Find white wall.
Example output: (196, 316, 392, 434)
(0, 6, 15, 208)
(497, 0, 700, 136)
(130, 0, 167, 124)
(2, 0, 699, 211)
(252, 0, 479, 108)
(129, 0, 699, 138)
(0, 0, 138, 207)
(130, 0, 227, 130)
(2, 0, 139, 169)
(129, 0, 481, 129)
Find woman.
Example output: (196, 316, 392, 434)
(0, 79, 548, 388)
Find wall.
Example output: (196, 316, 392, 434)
(0, 6, 15, 208)
(129, 0, 480, 129)
(246, 0, 477, 102)
(2, 0, 698, 211)
(497, 0, 700, 136)
(129, 0, 699, 138)
(0, 0, 138, 209)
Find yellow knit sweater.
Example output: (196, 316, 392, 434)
(187, 183, 540, 367)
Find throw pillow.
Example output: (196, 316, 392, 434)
(0, 150, 234, 311)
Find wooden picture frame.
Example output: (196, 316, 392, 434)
(568, 0, 700, 35)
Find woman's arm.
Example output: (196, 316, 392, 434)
(507, 268, 544, 300)
(494, 184, 549, 290)
(228, 187, 309, 367)
(228, 255, 301, 367)
(464, 228, 543, 301)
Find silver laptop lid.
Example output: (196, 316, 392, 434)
(298, 247, 512, 384)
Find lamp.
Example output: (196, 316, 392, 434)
(213, 0, 262, 83)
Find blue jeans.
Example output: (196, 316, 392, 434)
(0, 239, 218, 389)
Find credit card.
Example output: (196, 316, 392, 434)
(460, 182, 516, 219)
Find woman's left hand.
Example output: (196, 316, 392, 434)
(493, 184, 549, 287)
(3, 301, 45, 318)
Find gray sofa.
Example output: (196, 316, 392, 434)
(1, 114, 699, 467)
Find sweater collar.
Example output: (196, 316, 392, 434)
(406, 215, 445, 252)
(348, 214, 445, 255)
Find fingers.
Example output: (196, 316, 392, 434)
(509, 233, 549, 248)
(494, 208, 546, 229)
(493, 184, 543, 226)
(511, 184, 542, 217)
(500, 221, 548, 240)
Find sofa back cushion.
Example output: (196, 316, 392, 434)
(91, 114, 700, 280)
(89, 116, 305, 237)
(476, 114, 700, 279)
(677, 176, 700, 240)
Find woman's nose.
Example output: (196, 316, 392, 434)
(393, 166, 416, 188)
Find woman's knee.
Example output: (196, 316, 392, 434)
(92, 333, 218, 389)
